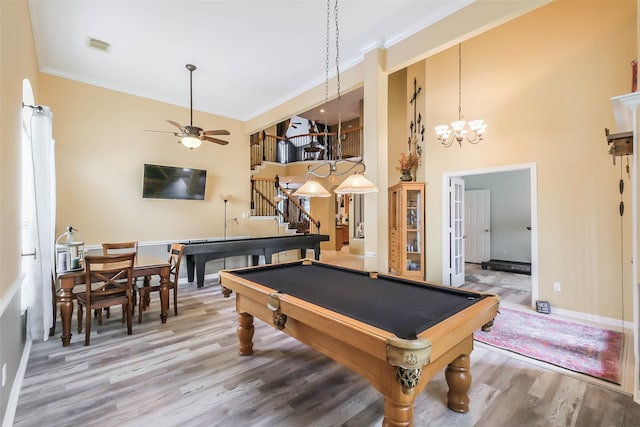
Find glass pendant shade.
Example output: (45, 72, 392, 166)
(334, 173, 379, 194)
(294, 179, 332, 198)
(451, 120, 466, 132)
(181, 136, 202, 149)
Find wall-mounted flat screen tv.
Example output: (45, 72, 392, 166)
(142, 163, 207, 200)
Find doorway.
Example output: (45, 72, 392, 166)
(441, 163, 538, 308)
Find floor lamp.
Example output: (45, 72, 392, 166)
(221, 194, 231, 270)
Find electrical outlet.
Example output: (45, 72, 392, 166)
(2, 363, 6, 387)
(553, 282, 561, 292)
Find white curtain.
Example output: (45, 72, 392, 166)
(24, 106, 56, 341)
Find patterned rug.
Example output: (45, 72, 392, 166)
(474, 307, 624, 384)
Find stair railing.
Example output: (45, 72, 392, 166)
(250, 176, 321, 234)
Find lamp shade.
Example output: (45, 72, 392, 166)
(334, 173, 379, 194)
(181, 135, 202, 149)
(294, 179, 331, 197)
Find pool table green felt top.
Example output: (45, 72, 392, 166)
(229, 261, 488, 340)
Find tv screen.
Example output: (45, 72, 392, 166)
(142, 163, 207, 200)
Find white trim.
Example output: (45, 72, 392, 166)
(547, 305, 634, 331)
(441, 163, 538, 308)
(1, 340, 31, 427)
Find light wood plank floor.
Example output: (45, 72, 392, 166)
(13, 250, 640, 426)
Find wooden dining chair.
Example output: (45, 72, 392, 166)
(99, 241, 139, 319)
(135, 243, 185, 323)
(102, 241, 138, 255)
(76, 253, 136, 346)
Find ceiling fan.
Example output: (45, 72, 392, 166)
(146, 64, 230, 149)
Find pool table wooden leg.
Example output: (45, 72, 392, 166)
(382, 398, 413, 427)
(238, 312, 255, 356)
(445, 354, 471, 413)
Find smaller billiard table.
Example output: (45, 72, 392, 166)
(219, 259, 499, 427)
(177, 234, 329, 288)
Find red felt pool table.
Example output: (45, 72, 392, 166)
(220, 259, 499, 427)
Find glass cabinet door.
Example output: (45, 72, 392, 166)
(405, 189, 421, 272)
(388, 182, 424, 279)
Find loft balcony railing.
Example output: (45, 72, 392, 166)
(250, 126, 363, 169)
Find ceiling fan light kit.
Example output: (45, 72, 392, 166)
(180, 135, 202, 149)
(146, 63, 230, 149)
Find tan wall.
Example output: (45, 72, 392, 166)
(388, 69, 406, 184)
(37, 74, 256, 245)
(1, 0, 40, 297)
(421, 0, 636, 319)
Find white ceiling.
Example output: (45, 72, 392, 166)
(27, 0, 475, 123)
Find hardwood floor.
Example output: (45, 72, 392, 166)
(461, 262, 531, 306)
(12, 251, 640, 426)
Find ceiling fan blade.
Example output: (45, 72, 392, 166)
(203, 136, 229, 145)
(167, 120, 186, 132)
(203, 129, 231, 136)
(144, 129, 180, 136)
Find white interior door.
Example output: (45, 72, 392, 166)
(450, 177, 465, 286)
(465, 189, 491, 263)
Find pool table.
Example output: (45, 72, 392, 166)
(219, 259, 499, 427)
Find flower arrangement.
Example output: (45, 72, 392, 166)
(397, 152, 419, 172)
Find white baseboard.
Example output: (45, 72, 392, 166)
(2, 340, 31, 427)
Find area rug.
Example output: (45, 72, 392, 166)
(474, 307, 624, 384)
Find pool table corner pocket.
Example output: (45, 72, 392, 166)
(386, 337, 432, 394)
(267, 292, 287, 330)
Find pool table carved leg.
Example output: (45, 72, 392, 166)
(445, 354, 471, 413)
(237, 312, 255, 356)
(382, 397, 413, 427)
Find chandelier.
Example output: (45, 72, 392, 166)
(294, 0, 378, 198)
(434, 43, 487, 147)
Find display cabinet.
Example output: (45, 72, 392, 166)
(388, 182, 425, 278)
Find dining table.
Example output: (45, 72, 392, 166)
(54, 255, 171, 346)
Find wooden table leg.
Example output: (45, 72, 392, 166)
(159, 265, 170, 323)
(238, 312, 254, 356)
(58, 287, 74, 346)
(49, 277, 57, 337)
(445, 354, 471, 413)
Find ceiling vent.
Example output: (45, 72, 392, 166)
(87, 37, 111, 52)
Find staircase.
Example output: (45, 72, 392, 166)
(250, 175, 321, 234)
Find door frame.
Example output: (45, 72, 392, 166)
(441, 162, 539, 308)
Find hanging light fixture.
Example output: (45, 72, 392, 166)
(434, 43, 487, 148)
(295, 0, 378, 198)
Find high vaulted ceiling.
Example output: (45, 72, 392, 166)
(28, 0, 477, 123)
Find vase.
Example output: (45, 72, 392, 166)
(400, 170, 413, 182)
